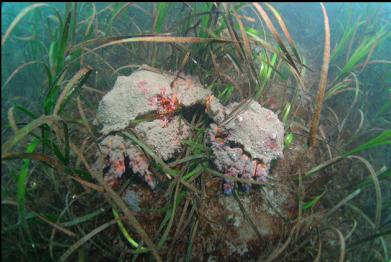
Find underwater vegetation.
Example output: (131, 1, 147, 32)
(1, 2, 390, 261)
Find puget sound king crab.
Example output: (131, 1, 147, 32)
(205, 96, 284, 194)
(94, 66, 284, 195)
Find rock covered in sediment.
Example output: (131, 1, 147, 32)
(96, 68, 211, 135)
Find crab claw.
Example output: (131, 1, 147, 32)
(112, 159, 126, 177)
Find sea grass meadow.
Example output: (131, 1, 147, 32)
(1, 2, 390, 261)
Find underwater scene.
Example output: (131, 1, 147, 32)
(1, 2, 390, 261)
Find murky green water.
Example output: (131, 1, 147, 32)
(1, 3, 390, 261)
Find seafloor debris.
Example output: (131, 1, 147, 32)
(206, 99, 284, 195)
(95, 67, 210, 188)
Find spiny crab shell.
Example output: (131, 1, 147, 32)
(94, 66, 284, 194)
(205, 97, 284, 195)
(96, 67, 211, 135)
(95, 67, 211, 188)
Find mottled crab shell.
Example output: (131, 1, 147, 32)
(206, 99, 284, 194)
(134, 116, 191, 161)
(222, 100, 284, 163)
(95, 68, 211, 190)
(96, 68, 211, 135)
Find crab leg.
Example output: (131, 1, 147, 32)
(223, 167, 239, 195)
(129, 152, 157, 190)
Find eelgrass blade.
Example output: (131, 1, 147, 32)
(49, 11, 71, 76)
(308, 3, 330, 147)
(59, 219, 117, 262)
(1, 152, 64, 172)
(90, 36, 230, 53)
(349, 229, 391, 248)
(154, 3, 169, 33)
(336, 28, 389, 80)
(322, 228, 346, 262)
(14, 104, 39, 119)
(302, 191, 326, 210)
(61, 208, 106, 227)
(264, 3, 302, 65)
(69, 142, 162, 261)
(348, 156, 382, 229)
(331, 21, 365, 63)
(107, 3, 132, 36)
(7, 106, 18, 133)
(305, 130, 391, 177)
(157, 180, 184, 249)
(252, 3, 301, 76)
(112, 208, 148, 251)
(1, 3, 49, 46)
(185, 217, 199, 262)
(342, 130, 391, 157)
(2, 61, 50, 92)
(354, 169, 390, 190)
(2, 115, 63, 153)
(76, 96, 94, 137)
(53, 66, 92, 115)
(17, 138, 40, 250)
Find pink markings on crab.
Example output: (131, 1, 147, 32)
(265, 135, 279, 151)
(161, 117, 169, 128)
(131, 154, 148, 173)
(254, 163, 268, 181)
(127, 153, 157, 190)
(137, 80, 149, 95)
(223, 167, 237, 195)
(148, 96, 158, 106)
(104, 175, 119, 188)
(266, 110, 274, 120)
(112, 159, 125, 177)
(144, 174, 157, 190)
(173, 132, 181, 144)
(159, 87, 167, 96)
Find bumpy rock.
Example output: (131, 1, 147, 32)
(206, 99, 284, 194)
